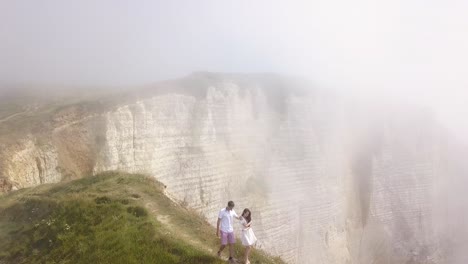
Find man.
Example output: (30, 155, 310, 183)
(217, 201, 240, 263)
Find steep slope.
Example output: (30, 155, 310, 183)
(0, 171, 284, 264)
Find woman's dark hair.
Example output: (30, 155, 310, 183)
(242, 208, 252, 223)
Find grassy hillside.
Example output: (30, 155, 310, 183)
(0, 172, 285, 264)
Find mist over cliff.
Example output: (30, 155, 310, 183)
(1, 73, 467, 263)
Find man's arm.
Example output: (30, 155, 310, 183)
(216, 218, 221, 237)
(233, 211, 240, 220)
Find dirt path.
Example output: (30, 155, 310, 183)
(146, 203, 243, 263)
(133, 188, 239, 263)
(52, 114, 97, 133)
(143, 200, 215, 254)
(0, 111, 28, 124)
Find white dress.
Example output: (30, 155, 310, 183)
(240, 218, 257, 246)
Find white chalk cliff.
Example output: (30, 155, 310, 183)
(1, 73, 466, 263)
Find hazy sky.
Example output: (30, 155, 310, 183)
(1, 0, 467, 139)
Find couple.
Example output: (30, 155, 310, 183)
(216, 201, 257, 264)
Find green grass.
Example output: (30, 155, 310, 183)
(0, 172, 285, 264)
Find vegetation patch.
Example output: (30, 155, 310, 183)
(0, 172, 285, 264)
(127, 206, 148, 218)
(94, 196, 112, 204)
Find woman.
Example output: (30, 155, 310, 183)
(240, 208, 257, 264)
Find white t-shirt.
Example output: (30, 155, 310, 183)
(218, 208, 238, 233)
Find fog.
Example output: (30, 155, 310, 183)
(1, 0, 467, 141)
(1, 1, 468, 262)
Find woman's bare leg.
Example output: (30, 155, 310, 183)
(244, 246, 251, 264)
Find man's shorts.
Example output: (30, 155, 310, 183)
(220, 231, 236, 245)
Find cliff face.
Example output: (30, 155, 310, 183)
(1, 140, 60, 189)
(0, 73, 464, 263)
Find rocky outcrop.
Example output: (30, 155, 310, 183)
(0, 73, 465, 263)
(1, 139, 61, 189)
